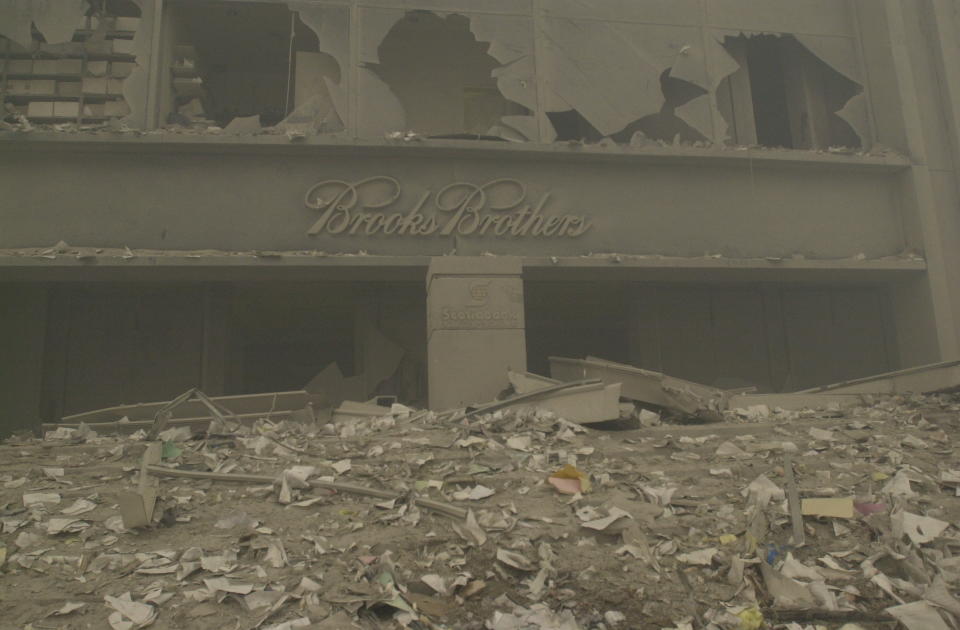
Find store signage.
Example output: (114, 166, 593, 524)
(304, 177, 593, 238)
(434, 279, 525, 330)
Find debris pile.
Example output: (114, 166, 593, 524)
(4, 373, 960, 629)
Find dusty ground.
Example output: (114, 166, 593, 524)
(2, 394, 960, 629)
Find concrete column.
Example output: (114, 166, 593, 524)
(426, 256, 526, 410)
(854, 0, 960, 365)
(882, 0, 960, 362)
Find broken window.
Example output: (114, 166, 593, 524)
(0, 0, 140, 126)
(608, 70, 708, 145)
(162, 1, 343, 133)
(547, 110, 603, 143)
(548, 69, 708, 145)
(360, 10, 531, 140)
(717, 34, 862, 149)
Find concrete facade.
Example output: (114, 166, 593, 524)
(1, 0, 959, 433)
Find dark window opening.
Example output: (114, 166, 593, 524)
(231, 285, 354, 395)
(164, 2, 341, 130)
(718, 34, 863, 150)
(744, 36, 793, 148)
(367, 11, 529, 139)
(88, 0, 141, 19)
(524, 283, 630, 377)
(547, 109, 604, 143)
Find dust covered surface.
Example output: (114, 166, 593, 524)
(3, 394, 960, 629)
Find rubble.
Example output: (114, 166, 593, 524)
(6, 371, 960, 629)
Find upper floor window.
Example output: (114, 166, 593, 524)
(162, 1, 342, 133)
(0, 0, 140, 126)
(717, 34, 862, 150)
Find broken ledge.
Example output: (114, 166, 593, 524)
(0, 130, 913, 171)
(0, 248, 927, 277)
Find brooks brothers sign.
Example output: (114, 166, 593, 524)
(304, 177, 593, 238)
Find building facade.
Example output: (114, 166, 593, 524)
(2, 0, 960, 432)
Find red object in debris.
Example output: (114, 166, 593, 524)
(854, 502, 887, 515)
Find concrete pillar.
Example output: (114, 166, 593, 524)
(880, 0, 960, 362)
(426, 256, 526, 410)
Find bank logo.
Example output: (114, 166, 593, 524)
(468, 281, 490, 307)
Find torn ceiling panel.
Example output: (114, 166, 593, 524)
(0, 0, 87, 49)
(294, 3, 351, 131)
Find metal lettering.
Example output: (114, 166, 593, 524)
(304, 177, 593, 239)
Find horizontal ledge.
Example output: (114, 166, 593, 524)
(0, 131, 913, 171)
(523, 255, 927, 271)
(0, 249, 927, 272)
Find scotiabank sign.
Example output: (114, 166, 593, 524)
(304, 177, 593, 238)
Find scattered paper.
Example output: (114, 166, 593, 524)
(497, 548, 536, 571)
(743, 475, 785, 508)
(677, 547, 717, 566)
(49, 602, 86, 616)
(581, 507, 631, 531)
(886, 600, 951, 630)
(882, 470, 917, 498)
(59, 498, 97, 515)
(716, 441, 749, 458)
(892, 510, 950, 545)
(104, 593, 157, 628)
(760, 563, 817, 609)
(23, 492, 61, 508)
(454, 484, 495, 501)
(506, 436, 532, 451)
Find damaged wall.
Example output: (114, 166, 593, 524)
(0, 0, 148, 126)
(0, 0, 868, 148)
(344, 0, 870, 148)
